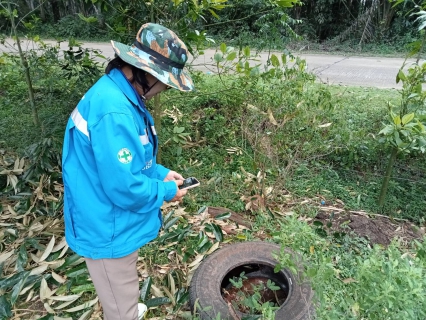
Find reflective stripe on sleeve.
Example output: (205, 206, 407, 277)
(151, 126, 157, 135)
(71, 108, 90, 140)
(139, 131, 149, 145)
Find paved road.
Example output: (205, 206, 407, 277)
(1, 39, 418, 89)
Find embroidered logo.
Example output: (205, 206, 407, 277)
(117, 148, 132, 164)
(142, 159, 153, 170)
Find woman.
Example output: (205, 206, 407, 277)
(62, 23, 194, 319)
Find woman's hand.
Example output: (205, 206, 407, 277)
(170, 180, 187, 202)
(164, 170, 184, 182)
(164, 171, 186, 202)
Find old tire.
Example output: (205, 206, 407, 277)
(189, 241, 314, 320)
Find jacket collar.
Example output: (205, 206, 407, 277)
(106, 68, 146, 112)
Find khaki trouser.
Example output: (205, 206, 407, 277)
(85, 251, 139, 320)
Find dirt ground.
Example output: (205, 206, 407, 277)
(207, 205, 425, 247)
(314, 208, 425, 246)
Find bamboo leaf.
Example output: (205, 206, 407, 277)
(0, 295, 12, 318)
(150, 284, 164, 297)
(10, 271, 30, 305)
(65, 264, 88, 278)
(206, 241, 220, 255)
(44, 302, 55, 313)
(77, 309, 93, 320)
(0, 251, 14, 264)
(29, 264, 49, 276)
(64, 297, 98, 312)
(49, 294, 81, 302)
(39, 235, 55, 263)
(164, 216, 179, 230)
(211, 223, 223, 242)
(145, 297, 171, 308)
(168, 273, 176, 296)
(51, 271, 66, 284)
(56, 254, 83, 271)
(70, 283, 96, 294)
(19, 282, 36, 296)
(214, 212, 232, 220)
(188, 254, 205, 268)
(140, 277, 152, 302)
(0, 271, 31, 291)
(40, 278, 53, 301)
(54, 299, 79, 310)
(52, 238, 67, 252)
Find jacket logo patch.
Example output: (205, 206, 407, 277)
(117, 148, 132, 164)
(142, 159, 152, 170)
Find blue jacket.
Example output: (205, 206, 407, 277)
(62, 68, 177, 259)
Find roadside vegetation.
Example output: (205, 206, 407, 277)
(1, 0, 426, 319)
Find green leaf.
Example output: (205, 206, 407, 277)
(275, 0, 299, 8)
(211, 223, 223, 242)
(16, 244, 28, 272)
(396, 69, 406, 83)
(145, 297, 171, 308)
(226, 51, 237, 61)
(0, 271, 31, 291)
(393, 115, 401, 126)
(394, 131, 403, 146)
(25, 238, 44, 251)
(208, 9, 220, 19)
(197, 233, 210, 250)
(313, 221, 323, 227)
(214, 212, 231, 220)
(197, 206, 207, 214)
(173, 126, 185, 134)
(163, 210, 175, 225)
(379, 125, 394, 135)
(140, 277, 152, 302)
(65, 264, 88, 278)
(220, 43, 227, 54)
(0, 295, 12, 319)
(214, 52, 223, 63)
(401, 113, 415, 125)
(164, 217, 179, 230)
(70, 283, 96, 294)
(56, 254, 83, 271)
(243, 46, 250, 57)
(270, 54, 280, 67)
(10, 271, 30, 305)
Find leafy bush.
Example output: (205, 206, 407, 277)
(275, 216, 426, 320)
(32, 15, 107, 40)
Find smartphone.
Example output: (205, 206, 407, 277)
(179, 177, 200, 190)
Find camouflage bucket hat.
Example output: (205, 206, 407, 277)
(111, 23, 194, 92)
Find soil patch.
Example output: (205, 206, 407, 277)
(315, 207, 425, 246)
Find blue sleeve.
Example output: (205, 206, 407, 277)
(154, 164, 170, 181)
(90, 112, 177, 212)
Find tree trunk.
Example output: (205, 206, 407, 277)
(40, 1, 46, 21)
(7, 2, 40, 127)
(51, 0, 60, 23)
(378, 147, 398, 207)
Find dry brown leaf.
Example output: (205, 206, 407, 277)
(65, 297, 99, 312)
(39, 235, 55, 263)
(0, 250, 14, 263)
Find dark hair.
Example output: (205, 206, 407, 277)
(105, 56, 151, 92)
